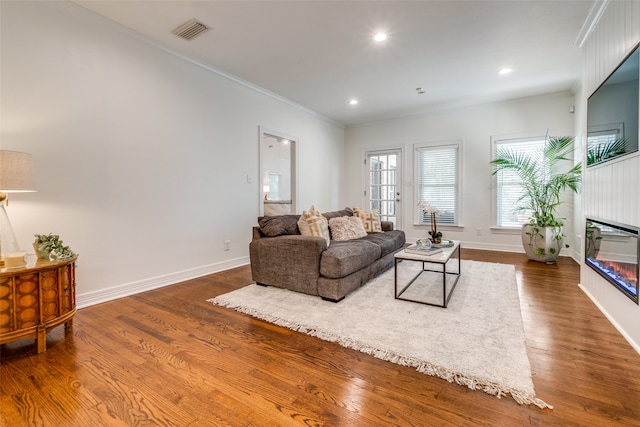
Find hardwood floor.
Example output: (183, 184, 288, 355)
(2, 250, 639, 426)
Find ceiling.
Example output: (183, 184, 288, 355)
(72, 1, 597, 127)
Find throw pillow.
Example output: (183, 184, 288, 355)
(353, 207, 383, 233)
(328, 216, 368, 241)
(298, 206, 330, 246)
(258, 215, 300, 237)
(297, 205, 320, 235)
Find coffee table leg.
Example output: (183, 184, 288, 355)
(443, 244, 462, 307)
(443, 262, 447, 307)
(394, 258, 398, 298)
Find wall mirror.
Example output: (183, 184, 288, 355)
(587, 43, 639, 167)
(259, 127, 297, 216)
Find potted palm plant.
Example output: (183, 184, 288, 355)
(491, 135, 582, 263)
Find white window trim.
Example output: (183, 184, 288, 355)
(413, 140, 463, 227)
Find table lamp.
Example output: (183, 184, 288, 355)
(0, 150, 35, 266)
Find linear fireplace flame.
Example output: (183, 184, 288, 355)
(585, 217, 639, 304)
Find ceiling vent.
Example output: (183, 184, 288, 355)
(172, 19, 209, 41)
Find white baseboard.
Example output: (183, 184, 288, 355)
(77, 256, 249, 309)
(459, 241, 524, 253)
(578, 283, 640, 356)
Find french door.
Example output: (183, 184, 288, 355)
(365, 149, 402, 228)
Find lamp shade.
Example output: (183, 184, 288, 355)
(0, 150, 35, 192)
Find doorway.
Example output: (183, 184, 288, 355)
(259, 127, 297, 216)
(365, 149, 402, 228)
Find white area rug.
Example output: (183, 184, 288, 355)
(209, 260, 551, 408)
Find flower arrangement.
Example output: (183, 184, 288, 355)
(418, 201, 444, 243)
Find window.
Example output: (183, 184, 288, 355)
(267, 173, 282, 200)
(415, 143, 460, 226)
(587, 123, 623, 150)
(492, 136, 547, 227)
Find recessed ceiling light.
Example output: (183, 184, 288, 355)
(349, 99, 359, 105)
(498, 68, 514, 75)
(416, 87, 425, 94)
(374, 32, 387, 42)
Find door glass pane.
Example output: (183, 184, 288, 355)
(367, 151, 399, 227)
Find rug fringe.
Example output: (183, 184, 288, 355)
(209, 295, 553, 410)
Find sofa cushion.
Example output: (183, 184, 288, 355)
(258, 215, 301, 236)
(320, 240, 381, 279)
(353, 207, 383, 233)
(328, 216, 368, 241)
(361, 230, 406, 258)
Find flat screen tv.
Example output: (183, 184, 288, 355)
(587, 43, 639, 167)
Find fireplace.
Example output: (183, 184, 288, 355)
(585, 217, 639, 304)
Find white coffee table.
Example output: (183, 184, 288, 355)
(394, 240, 461, 307)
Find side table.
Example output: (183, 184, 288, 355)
(0, 254, 78, 353)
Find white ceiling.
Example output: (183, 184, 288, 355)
(73, 1, 597, 127)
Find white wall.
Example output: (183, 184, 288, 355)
(580, 1, 640, 353)
(345, 92, 577, 252)
(0, 1, 345, 306)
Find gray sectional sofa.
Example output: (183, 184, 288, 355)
(249, 208, 406, 302)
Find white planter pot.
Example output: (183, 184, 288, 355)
(521, 224, 564, 263)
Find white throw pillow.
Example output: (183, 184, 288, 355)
(298, 205, 330, 246)
(328, 216, 368, 241)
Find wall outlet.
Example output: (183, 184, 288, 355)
(476, 228, 482, 236)
(224, 240, 231, 251)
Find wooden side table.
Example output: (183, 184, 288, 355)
(0, 254, 78, 353)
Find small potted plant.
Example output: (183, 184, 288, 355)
(418, 201, 444, 244)
(33, 233, 75, 261)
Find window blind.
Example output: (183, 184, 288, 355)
(416, 145, 458, 225)
(494, 137, 546, 227)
